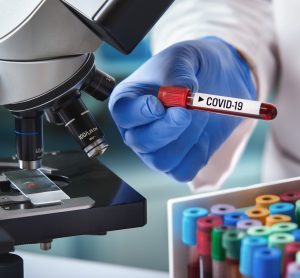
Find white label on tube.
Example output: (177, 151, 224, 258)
(192, 93, 261, 115)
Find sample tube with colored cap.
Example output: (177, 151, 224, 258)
(182, 207, 208, 278)
(283, 242, 300, 277)
(210, 204, 236, 220)
(197, 216, 223, 278)
(240, 237, 268, 278)
(224, 211, 249, 227)
(280, 191, 300, 204)
(256, 194, 280, 209)
(245, 207, 269, 225)
(253, 247, 281, 278)
(269, 233, 295, 268)
(265, 214, 291, 227)
(222, 229, 245, 278)
(158, 86, 277, 120)
(237, 219, 262, 232)
(269, 202, 295, 221)
(212, 225, 233, 278)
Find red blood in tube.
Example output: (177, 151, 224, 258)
(197, 216, 223, 277)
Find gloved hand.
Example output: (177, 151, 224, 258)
(109, 36, 256, 182)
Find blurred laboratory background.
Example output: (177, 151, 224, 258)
(7, 38, 271, 272)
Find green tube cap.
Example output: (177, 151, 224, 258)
(212, 225, 233, 261)
(269, 233, 295, 252)
(271, 222, 298, 233)
(222, 229, 245, 260)
(296, 251, 300, 263)
(247, 226, 272, 238)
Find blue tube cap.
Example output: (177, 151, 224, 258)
(253, 247, 281, 278)
(293, 229, 300, 242)
(240, 237, 268, 277)
(269, 202, 295, 221)
(182, 207, 208, 246)
(224, 211, 249, 227)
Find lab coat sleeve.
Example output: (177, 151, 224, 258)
(151, 0, 278, 192)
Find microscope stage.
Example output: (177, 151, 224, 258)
(0, 151, 146, 246)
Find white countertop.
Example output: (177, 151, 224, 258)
(17, 252, 169, 278)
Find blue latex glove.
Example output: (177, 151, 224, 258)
(109, 37, 256, 182)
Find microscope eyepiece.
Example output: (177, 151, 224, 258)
(53, 91, 108, 158)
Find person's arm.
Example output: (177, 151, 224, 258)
(151, 0, 278, 192)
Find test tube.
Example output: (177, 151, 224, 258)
(222, 229, 245, 278)
(210, 204, 236, 220)
(269, 202, 295, 221)
(237, 219, 262, 232)
(247, 226, 272, 238)
(197, 216, 223, 277)
(245, 207, 269, 225)
(287, 262, 300, 278)
(253, 247, 281, 278)
(256, 194, 280, 209)
(265, 214, 291, 227)
(271, 222, 298, 234)
(239, 237, 268, 278)
(182, 207, 208, 278)
(283, 242, 300, 277)
(158, 86, 277, 120)
(280, 191, 300, 204)
(224, 211, 249, 227)
(296, 251, 300, 263)
(269, 233, 295, 268)
(212, 225, 233, 278)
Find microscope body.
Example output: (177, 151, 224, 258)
(0, 0, 175, 170)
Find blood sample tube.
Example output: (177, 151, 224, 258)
(247, 226, 272, 238)
(212, 225, 233, 278)
(182, 207, 208, 278)
(256, 194, 280, 209)
(158, 86, 277, 120)
(197, 216, 223, 277)
(296, 251, 300, 263)
(245, 207, 269, 225)
(222, 229, 245, 278)
(237, 219, 262, 232)
(280, 191, 300, 204)
(265, 214, 291, 227)
(210, 204, 236, 220)
(283, 242, 300, 277)
(240, 237, 268, 278)
(224, 211, 249, 227)
(287, 262, 300, 278)
(269, 202, 295, 221)
(293, 230, 300, 242)
(253, 247, 281, 278)
(271, 222, 298, 234)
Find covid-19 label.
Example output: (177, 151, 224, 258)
(192, 93, 261, 115)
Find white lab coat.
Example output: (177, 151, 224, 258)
(151, 0, 297, 192)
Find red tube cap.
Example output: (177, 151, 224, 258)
(158, 86, 190, 107)
(197, 216, 223, 256)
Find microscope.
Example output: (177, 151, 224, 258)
(0, 1, 175, 277)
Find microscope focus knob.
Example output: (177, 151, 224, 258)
(83, 68, 116, 101)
